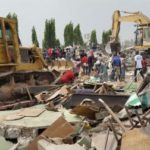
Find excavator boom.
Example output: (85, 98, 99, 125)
(110, 10, 150, 53)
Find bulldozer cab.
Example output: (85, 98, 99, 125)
(0, 17, 19, 65)
(135, 25, 150, 47)
(0, 17, 47, 72)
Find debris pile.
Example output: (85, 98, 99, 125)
(0, 72, 150, 150)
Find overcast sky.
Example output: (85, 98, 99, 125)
(0, 0, 150, 47)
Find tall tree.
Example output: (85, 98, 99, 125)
(32, 26, 39, 47)
(43, 19, 56, 49)
(64, 22, 74, 46)
(73, 24, 83, 46)
(90, 30, 97, 47)
(102, 29, 112, 47)
(6, 13, 19, 34)
(55, 39, 60, 47)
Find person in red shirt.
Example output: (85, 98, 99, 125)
(81, 54, 88, 75)
(142, 57, 147, 74)
(58, 70, 78, 84)
(48, 48, 53, 57)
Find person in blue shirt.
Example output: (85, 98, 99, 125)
(112, 53, 121, 81)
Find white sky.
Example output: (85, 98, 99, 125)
(0, 0, 150, 47)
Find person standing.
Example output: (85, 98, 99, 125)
(142, 56, 147, 74)
(112, 53, 121, 81)
(134, 51, 144, 82)
(81, 54, 88, 75)
(120, 53, 126, 81)
(88, 50, 95, 75)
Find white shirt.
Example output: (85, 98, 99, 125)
(134, 54, 143, 69)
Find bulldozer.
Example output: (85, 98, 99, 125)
(0, 16, 58, 103)
(109, 10, 150, 53)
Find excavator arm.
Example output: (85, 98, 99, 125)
(110, 10, 150, 52)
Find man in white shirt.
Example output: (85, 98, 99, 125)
(134, 51, 144, 82)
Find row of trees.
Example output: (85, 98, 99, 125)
(64, 22, 84, 46)
(6, 13, 112, 49)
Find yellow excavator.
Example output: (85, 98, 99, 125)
(0, 16, 59, 102)
(110, 10, 150, 53)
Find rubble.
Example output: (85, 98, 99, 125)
(0, 62, 149, 150)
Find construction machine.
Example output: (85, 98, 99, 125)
(110, 10, 150, 53)
(0, 16, 58, 103)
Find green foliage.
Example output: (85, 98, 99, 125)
(6, 13, 19, 33)
(73, 24, 83, 46)
(102, 29, 112, 46)
(90, 30, 97, 46)
(43, 19, 56, 49)
(55, 39, 60, 47)
(32, 26, 39, 47)
(64, 22, 74, 46)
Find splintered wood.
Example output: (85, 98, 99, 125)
(95, 83, 116, 95)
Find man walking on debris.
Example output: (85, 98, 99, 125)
(88, 50, 95, 75)
(134, 51, 144, 82)
(112, 53, 121, 81)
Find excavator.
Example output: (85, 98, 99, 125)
(0, 16, 59, 103)
(110, 10, 150, 53)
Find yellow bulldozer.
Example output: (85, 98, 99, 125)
(0, 16, 59, 102)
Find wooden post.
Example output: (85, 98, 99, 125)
(125, 106, 134, 127)
(134, 109, 144, 127)
(104, 128, 110, 150)
(99, 99, 126, 132)
(25, 87, 32, 101)
(108, 119, 119, 142)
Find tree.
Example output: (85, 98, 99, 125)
(102, 29, 112, 47)
(73, 24, 83, 46)
(55, 39, 60, 47)
(6, 13, 19, 34)
(43, 19, 56, 49)
(64, 22, 74, 46)
(90, 30, 97, 47)
(32, 26, 39, 47)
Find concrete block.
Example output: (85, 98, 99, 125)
(37, 139, 85, 150)
(0, 125, 5, 136)
(5, 127, 21, 139)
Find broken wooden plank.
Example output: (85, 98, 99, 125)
(27, 116, 75, 150)
(99, 99, 126, 132)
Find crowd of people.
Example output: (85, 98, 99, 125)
(44, 47, 148, 84)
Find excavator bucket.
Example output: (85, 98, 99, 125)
(110, 42, 121, 54)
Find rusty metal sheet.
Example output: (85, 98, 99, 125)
(27, 116, 75, 150)
(121, 128, 150, 150)
(71, 105, 99, 119)
(63, 93, 129, 109)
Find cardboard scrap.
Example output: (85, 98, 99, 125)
(35, 91, 49, 102)
(18, 108, 45, 117)
(3, 108, 45, 121)
(47, 85, 69, 101)
(121, 128, 150, 150)
(92, 132, 117, 150)
(27, 116, 75, 150)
